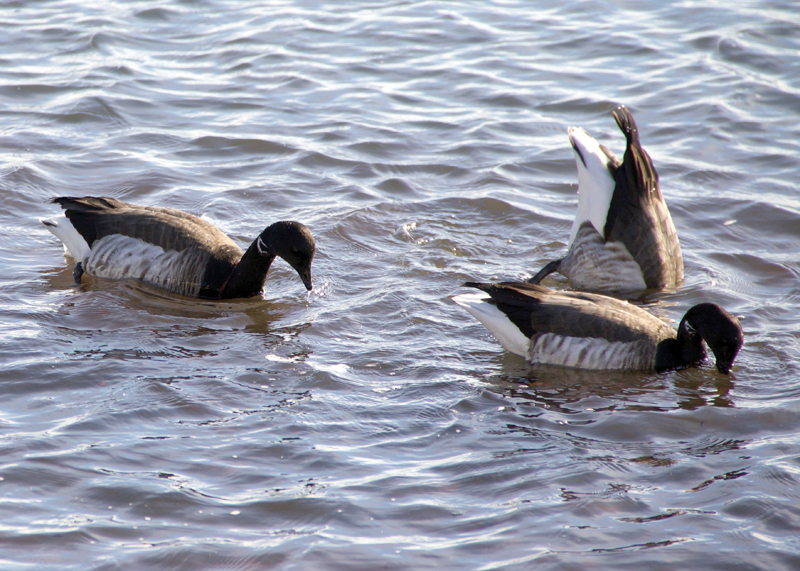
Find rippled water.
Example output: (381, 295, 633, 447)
(2, 1, 800, 569)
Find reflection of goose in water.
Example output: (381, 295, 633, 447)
(530, 106, 683, 292)
(453, 282, 742, 374)
(42, 196, 315, 299)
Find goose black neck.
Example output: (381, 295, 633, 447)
(676, 311, 707, 366)
(219, 235, 276, 300)
(654, 312, 706, 371)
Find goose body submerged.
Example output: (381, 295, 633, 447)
(453, 282, 742, 374)
(42, 196, 315, 299)
(529, 106, 683, 292)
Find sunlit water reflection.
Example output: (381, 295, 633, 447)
(1, 1, 799, 569)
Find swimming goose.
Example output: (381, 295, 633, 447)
(453, 282, 742, 373)
(42, 196, 315, 299)
(529, 106, 683, 291)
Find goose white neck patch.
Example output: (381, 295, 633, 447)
(256, 235, 268, 255)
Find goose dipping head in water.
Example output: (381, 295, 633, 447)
(42, 196, 315, 299)
(453, 282, 743, 374)
(529, 106, 683, 292)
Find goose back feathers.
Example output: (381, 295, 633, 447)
(530, 106, 683, 292)
(453, 282, 742, 373)
(42, 196, 315, 299)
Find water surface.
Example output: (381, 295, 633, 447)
(1, 1, 799, 569)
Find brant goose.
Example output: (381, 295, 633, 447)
(529, 106, 683, 291)
(453, 282, 742, 373)
(42, 196, 315, 299)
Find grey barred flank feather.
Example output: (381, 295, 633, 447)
(529, 333, 655, 370)
(559, 222, 646, 291)
(85, 234, 210, 297)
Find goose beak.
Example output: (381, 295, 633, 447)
(298, 268, 313, 291)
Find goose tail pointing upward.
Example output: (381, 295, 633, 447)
(528, 106, 683, 291)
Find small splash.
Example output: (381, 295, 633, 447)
(723, 219, 737, 226)
(327, 363, 350, 376)
(372, 385, 401, 393)
(393, 221, 417, 240)
(308, 279, 332, 299)
(308, 359, 350, 376)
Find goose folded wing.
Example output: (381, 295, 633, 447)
(53, 196, 241, 259)
(474, 283, 661, 343)
(603, 108, 680, 287)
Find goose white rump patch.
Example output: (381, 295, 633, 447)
(451, 293, 530, 357)
(41, 215, 91, 262)
(568, 127, 616, 247)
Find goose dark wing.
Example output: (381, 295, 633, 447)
(465, 282, 668, 343)
(51, 196, 242, 262)
(602, 107, 683, 288)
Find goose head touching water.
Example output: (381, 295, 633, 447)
(453, 282, 743, 374)
(42, 196, 315, 299)
(529, 106, 683, 292)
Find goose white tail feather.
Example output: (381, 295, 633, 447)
(568, 126, 616, 247)
(451, 293, 530, 358)
(41, 215, 91, 262)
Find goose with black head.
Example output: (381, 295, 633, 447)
(453, 282, 742, 374)
(42, 196, 315, 299)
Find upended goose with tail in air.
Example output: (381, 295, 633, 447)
(529, 106, 683, 292)
(453, 282, 742, 374)
(42, 196, 315, 299)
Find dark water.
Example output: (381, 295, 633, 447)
(1, 1, 800, 569)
